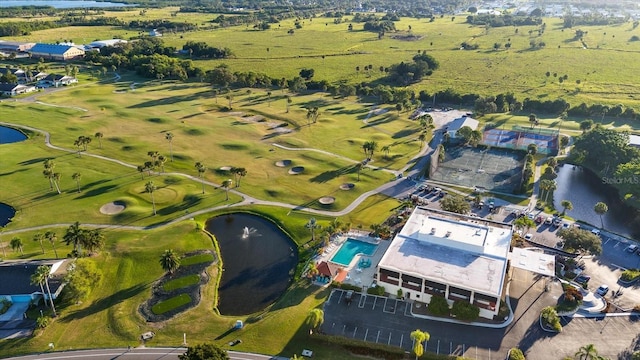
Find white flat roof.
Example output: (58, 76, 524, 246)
(378, 207, 512, 296)
(629, 134, 640, 147)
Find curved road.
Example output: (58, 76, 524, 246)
(4, 348, 287, 360)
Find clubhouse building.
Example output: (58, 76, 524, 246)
(377, 207, 512, 320)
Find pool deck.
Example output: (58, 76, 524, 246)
(315, 230, 390, 290)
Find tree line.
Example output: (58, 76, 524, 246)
(466, 13, 542, 27)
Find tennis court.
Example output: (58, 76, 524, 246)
(430, 146, 524, 193)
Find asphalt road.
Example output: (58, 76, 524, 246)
(3, 348, 287, 360)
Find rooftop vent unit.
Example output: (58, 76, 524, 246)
(430, 227, 436, 234)
(445, 231, 452, 238)
(475, 229, 481, 236)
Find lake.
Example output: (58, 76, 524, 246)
(0, 126, 27, 144)
(0, 203, 16, 227)
(205, 213, 298, 316)
(553, 163, 638, 237)
(0, 0, 135, 8)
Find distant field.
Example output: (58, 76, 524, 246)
(8, 12, 640, 107)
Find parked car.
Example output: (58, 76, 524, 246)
(591, 229, 601, 236)
(596, 285, 609, 296)
(535, 215, 544, 224)
(228, 339, 242, 346)
(627, 244, 638, 253)
(562, 222, 570, 229)
(545, 217, 553, 225)
(575, 275, 591, 284)
(524, 233, 533, 240)
(344, 290, 354, 305)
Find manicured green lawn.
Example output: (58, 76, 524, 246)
(163, 275, 201, 291)
(181, 253, 215, 266)
(152, 293, 192, 314)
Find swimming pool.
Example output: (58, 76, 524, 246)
(330, 238, 378, 266)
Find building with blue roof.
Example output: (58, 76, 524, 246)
(29, 43, 85, 61)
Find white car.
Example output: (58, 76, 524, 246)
(591, 229, 601, 236)
(524, 233, 533, 240)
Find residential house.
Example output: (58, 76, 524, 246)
(0, 83, 37, 96)
(39, 74, 78, 87)
(149, 29, 163, 37)
(0, 260, 68, 305)
(446, 115, 479, 139)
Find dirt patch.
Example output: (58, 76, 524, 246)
(340, 183, 355, 191)
(319, 196, 335, 205)
(391, 34, 424, 41)
(139, 250, 216, 323)
(99, 201, 126, 215)
(288, 166, 304, 175)
(275, 160, 292, 167)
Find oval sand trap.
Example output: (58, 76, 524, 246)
(340, 183, 355, 190)
(288, 166, 304, 175)
(275, 160, 292, 167)
(100, 201, 126, 215)
(219, 166, 232, 171)
(319, 196, 335, 205)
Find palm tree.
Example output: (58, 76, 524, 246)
(418, 132, 426, 148)
(266, 91, 272, 107)
(286, 96, 292, 113)
(30, 266, 46, 307)
(165, 132, 174, 161)
(145, 181, 157, 215)
(410, 329, 430, 360)
(594, 202, 608, 229)
(306, 218, 318, 242)
(94, 132, 103, 149)
(156, 155, 167, 173)
(195, 162, 207, 194)
(31, 265, 56, 316)
(63, 221, 85, 256)
(231, 167, 247, 187)
(33, 233, 45, 254)
(72, 172, 82, 193)
(73, 138, 83, 157)
(307, 308, 324, 333)
(10, 237, 23, 255)
(381, 145, 390, 157)
(160, 249, 180, 274)
(45, 231, 58, 259)
(137, 165, 146, 180)
(84, 229, 105, 255)
(575, 344, 599, 360)
(539, 179, 556, 204)
(561, 200, 573, 216)
(222, 179, 233, 201)
(52, 172, 61, 194)
(43, 159, 55, 190)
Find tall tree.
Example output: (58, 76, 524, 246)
(575, 344, 599, 360)
(306, 217, 318, 242)
(560, 200, 573, 216)
(594, 202, 608, 228)
(33, 233, 45, 254)
(307, 308, 324, 332)
(43, 159, 55, 190)
(165, 132, 174, 162)
(94, 132, 103, 149)
(72, 172, 82, 193)
(160, 249, 180, 274)
(63, 221, 85, 256)
(355, 162, 363, 181)
(45, 231, 59, 259)
(145, 181, 157, 215)
(410, 329, 430, 360)
(84, 229, 105, 255)
(156, 155, 167, 172)
(137, 165, 146, 180)
(514, 217, 536, 233)
(222, 179, 233, 201)
(10, 237, 23, 255)
(52, 172, 62, 194)
(231, 167, 247, 187)
(195, 162, 207, 194)
(178, 343, 229, 360)
(31, 265, 57, 316)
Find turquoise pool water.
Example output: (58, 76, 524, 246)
(330, 238, 377, 266)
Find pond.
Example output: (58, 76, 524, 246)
(0, 126, 27, 144)
(205, 213, 298, 316)
(553, 163, 638, 237)
(0, 0, 135, 8)
(0, 203, 16, 227)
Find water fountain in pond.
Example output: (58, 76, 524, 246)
(241, 226, 258, 239)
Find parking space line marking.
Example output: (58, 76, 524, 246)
(364, 329, 369, 341)
(376, 330, 380, 343)
(353, 327, 358, 338)
(372, 297, 377, 309)
(388, 332, 392, 345)
(604, 238, 611, 245)
(358, 294, 366, 308)
(400, 334, 404, 348)
(342, 324, 346, 334)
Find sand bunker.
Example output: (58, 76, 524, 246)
(100, 201, 126, 215)
(340, 183, 355, 191)
(288, 166, 304, 175)
(275, 160, 292, 167)
(319, 196, 335, 205)
(219, 166, 233, 171)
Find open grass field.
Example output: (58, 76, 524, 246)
(8, 10, 640, 107)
